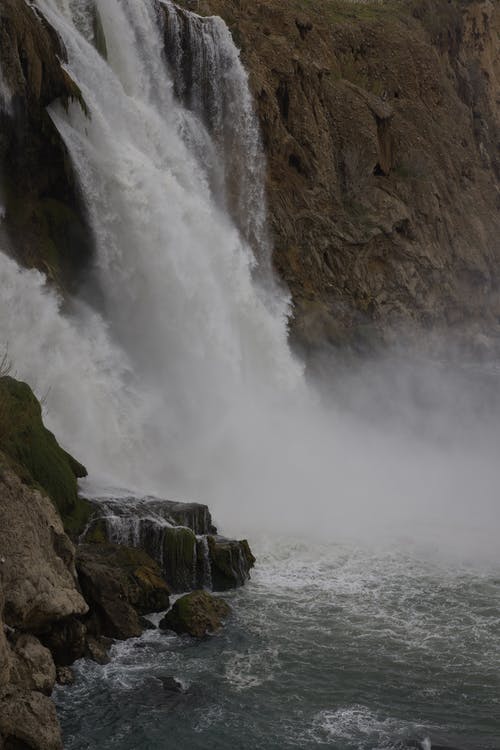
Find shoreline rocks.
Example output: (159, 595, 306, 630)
(82, 495, 255, 592)
(0, 377, 255, 748)
(160, 590, 231, 638)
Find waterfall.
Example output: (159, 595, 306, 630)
(0, 0, 303, 497)
(2, 1, 497, 556)
(163, 2, 271, 269)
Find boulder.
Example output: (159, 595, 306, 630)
(208, 536, 256, 590)
(39, 616, 87, 667)
(0, 687, 63, 750)
(0, 376, 91, 535)
(160, 590, 231, 638)
(9, 634, 56, 695)
(76, 543, 170, 640)
(0, 463, 88, 633)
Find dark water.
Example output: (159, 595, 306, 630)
(55, 540, 500, 749)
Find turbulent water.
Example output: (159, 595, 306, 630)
(0, 1, 499, 748)
(55, 539, 500, 750)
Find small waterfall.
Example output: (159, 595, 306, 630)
(196, 534, 213, 590)
(163, 1, 271, 269)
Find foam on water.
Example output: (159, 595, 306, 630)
(55, 537, 500, 749)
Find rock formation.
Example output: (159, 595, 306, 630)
(160, 589, 231, 638)
(0, 0, 93, 292)
(176, 0, 500, 352)
(0, 377, 253, 746)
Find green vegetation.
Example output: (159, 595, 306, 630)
(0, 375, 91, 535)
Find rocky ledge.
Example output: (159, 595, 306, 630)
(0, 376, 255, 748)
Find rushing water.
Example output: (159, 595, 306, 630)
(0, 1, 499, 747)
(55, 539, 500, 750)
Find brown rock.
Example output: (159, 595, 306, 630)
(181, 0, 500, 350)
(76, 543, 170, 640)
(10, 634, 56, 695)
(0, 468, 88, 633)
(160, 590, 231, 638)
(0, 687, 63, 750)
(56, 666, 75, 686)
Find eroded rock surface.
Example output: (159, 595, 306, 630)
(0, 0, 93, 292)
(160, 590, 231, 638)
(177, 0, 500, 351)
(76, 543, 170, 640)
(0, 465, 87, 633)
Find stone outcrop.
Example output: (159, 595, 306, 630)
(176, 0, 500, 352)
(0, 464, 88, 633)
(76, 543, 170, 640)
(0, 580, 63, 749)
(0, 0, 93, 294)
(82, 495, 255, 592)
(0, 376, 90, 535)
(160, 590, 231, 638)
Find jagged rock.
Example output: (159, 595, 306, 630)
(0, 376, 91, 535)
(76, 543, 170, 640)
(160, 590, 231, 638)
(82, 496, 255, 592)
(0, 687, 63, 750)
(55, 666, 75, 686)
(39, 617, 87, 667)
(0, 463, 88, 633)
(186, 0, 500, 351)
(0, 0, 93, 293)
(84, 635, 110, 665)
(208, 536, 256, 590)
(9, 634, 56, 695)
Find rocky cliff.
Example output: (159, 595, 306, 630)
(180, 0, 500, 352)
(0, 0, 93, 293)
(1, 0, 499, 351)
(0, 376, 254, 749)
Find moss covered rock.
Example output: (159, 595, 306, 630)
(160, 590, 230, 638)
(208, 535, 256, 591)
(0, 376, 90, 534)
(162, 526, 198, 592)
(76, 543, 170, 640)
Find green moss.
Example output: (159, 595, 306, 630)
(0, 376, 91, 535)
(162, 526, 197, 592)
(82, 517, 109, 544)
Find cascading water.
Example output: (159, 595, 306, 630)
(2, 3, 499, 749)
(163, 2, 271, 267)
(12, 0, 303, 502)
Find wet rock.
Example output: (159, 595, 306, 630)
(193, 0, 500, 351)
(10, 634, 56, 695)
(39, 616, 87, 667)
(208, 535, 256, 590)
(55, 666, 75, 686)
(0, 457, 88, 633)
(0, 376, 91, 535)
(160, 590, 231, 638)
(0, 687, 63, 750)
(76, 543, 170, 640)
(0, 0, 93, 295)
(84, 635, 110, 665)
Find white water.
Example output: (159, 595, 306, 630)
(1, 0, 499, 560)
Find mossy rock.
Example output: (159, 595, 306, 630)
(162, 526, 197, 592)
(0, 376, 90, 535)
(81, 516, 108, 544)
(207, 536, 256, 591)
(77, 543, 170, 639)
(160, 590, 230, 638)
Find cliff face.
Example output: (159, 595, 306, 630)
(0, 0, 93, 292)
(187, 0, 500, 351)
